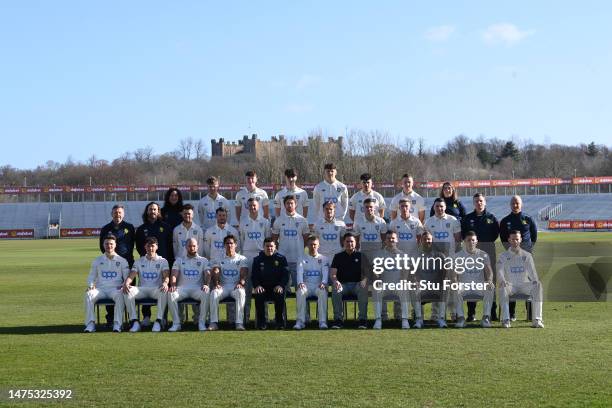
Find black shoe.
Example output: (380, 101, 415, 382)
(258, 324, 267, 330)
(358, 320, 368, 329)
(466, 315, 476, 322)
(331, 320, 343, 329)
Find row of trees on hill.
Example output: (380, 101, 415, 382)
(1, 131, 610, 187)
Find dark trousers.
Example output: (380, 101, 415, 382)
(254, 288, 286, 327)
(467, 301, 498, 319)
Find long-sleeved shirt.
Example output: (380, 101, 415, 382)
(135, 220, 173, 265)
(429, 197, 467, 221)
(173, 222, 205, 259)
(87, 253, 130, 289)
(461, 209, 500, 265)
(499, 212, 537, 252)
(251, 252, 290, 288)
(297, 253, 330, 286)
(496, 247, 540, 286)
(312, 180, 349, 221)
(99, 221, 135, 267)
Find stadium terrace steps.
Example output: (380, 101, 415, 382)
(1, 194, 611, 237)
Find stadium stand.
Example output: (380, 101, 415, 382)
(1, 194, 611, 238)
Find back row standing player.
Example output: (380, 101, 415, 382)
(274, 168, 309, 218)
(235, 170, 269, 224)
(198, 176, 231, 230)
(390, 174, 426, 223)
(348, 173, 386, 222)
(312, 163, 349, 224)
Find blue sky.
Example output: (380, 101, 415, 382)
(1, 1, 611, 169)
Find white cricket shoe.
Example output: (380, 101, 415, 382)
(481, 317, 492, 328)
(293, 321, 304, 330)
(152, 321, 162, 332)
(198, 321, 207, 331)
(84, 322, 96, 333)
(112, 322, 122, 333)
(141, 316, 151, 327)
(437, 319, 447, 328)
(168, 324, 181, 332)
(235, 323, 245, 331)
(532, 319, 545, 329)
(373, 319, 382, 330)
(401, 319, 410, 330)
(455, 317, 465, 328)
(502, 320, 511, 329)
(414, 319, 424, 329)
(319, 322, 328, 330)
(129, 321, 141, 332)
(208, 322, 219, 331)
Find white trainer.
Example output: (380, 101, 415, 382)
(401, 319, 410, 330)
(481, 317, 492, 328)
(455, 317, 465, 328)
(502, 320, 511, 329)
(235, 323, 245, 331)
(112, 322, 122, 333)
(414, 319, 424, 329)
(129, 321, 141, 332)
(168, 324, 181, 332)
(373, 319, 382, 330)
(84, 322, 96, 333)
(198, 321, 207, 331)
(293, 321, 304, 330)
(152, 321, 162, 332)
(437, 319, 447, 328)
(532, 319, 545, 329)
(319, 322, 328, 330)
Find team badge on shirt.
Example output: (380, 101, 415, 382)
(274, 261, 279, 266)
(160, 227, 164, 232)
(115, 262, 120, 266)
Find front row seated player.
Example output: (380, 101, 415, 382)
(372, 231, 414, 330)
(123, 237, 170, 332)
(84, 234, 130, 333)
(452, 231, 494, 328)
(497, 230, 544, 329)
(294, 236, 329, 330)
(167, 238, 211, 332)
(209, 235, 248, 331)
(330, 232, 370, 329)
(252, 238, 290, 330)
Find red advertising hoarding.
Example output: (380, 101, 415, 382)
(0, 229, 35, 239)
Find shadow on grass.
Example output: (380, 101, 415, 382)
(0, 324, 88, 335)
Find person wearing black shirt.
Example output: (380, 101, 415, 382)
(161, 188, 184, 230)
(135, 201, 173, 325)
(98, 204, 135, 325)
(329, 232, 370, 329)
(461, 193, 500, 321)
(252, 238, 290, 329)
(429, 181, 467, 222)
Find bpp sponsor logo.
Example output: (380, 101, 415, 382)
(142, 272, 159, 280)
(283, 230, 298, 237)
(363, 233, 378, 241)
(510, 266, 525, 274)
(223, 269, 239, 277)
(101, 271, 118, 279)
(399, 232, 413, 240)
(247, 232, 262, 240)
(433, 231, 450, 239)
(183, 269, 200, 277)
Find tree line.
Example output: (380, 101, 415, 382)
(1, 131, 610, 187)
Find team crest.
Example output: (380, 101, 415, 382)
(124, 228, 129, 234)
(156, 264, 160, 269)
(337, 187, 342, 192)
(160, 227, 164, 232)
(318, 259, 322, 264)
(197, 262, 202, 267)
(446, 223, 450, 228)
(486, 219, 493, 224)
(115, 262, 120, 267)
(522, 220, 528, 225)
(522, 256, 526, 261)
(274, 261, 279, 266)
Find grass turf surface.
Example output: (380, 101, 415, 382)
(0, 233, 611, 407)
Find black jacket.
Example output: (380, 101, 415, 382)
(251, 251, 289, 288)
(135, 220, 174, 265)
(99, 221, 135, 267)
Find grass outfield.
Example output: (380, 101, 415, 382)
(0, 233, 611, 407)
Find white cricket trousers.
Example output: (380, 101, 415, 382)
(373, 288, 411, 320)
(84, 287, 124, 325)
(454, 288, 494, 319)
(296, 284, 328, 324)
(500, 281, 543, 321)
(210, 285, 245, 324)
(124, 286, 166, 321)
(168, 287, 210, 325)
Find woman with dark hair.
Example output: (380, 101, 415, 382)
(162, 188, 184, 229)
(429, 182, 466, 221)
